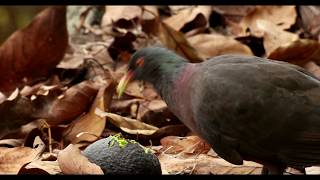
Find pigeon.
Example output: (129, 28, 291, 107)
(117, 47, 320, 174)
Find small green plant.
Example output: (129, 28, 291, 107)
(108, 133, 152, 153)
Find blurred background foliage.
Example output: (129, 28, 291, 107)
(0, 6, 45, 44)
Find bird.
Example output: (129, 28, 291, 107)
(116, 47, 320, 174)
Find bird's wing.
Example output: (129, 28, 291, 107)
(189, 55, 320, 166)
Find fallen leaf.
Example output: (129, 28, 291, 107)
(160, 136, 211, 155)
(299, 6, 320, 40)
(212, 6, 256, 23)
(306, 166, 320, 175)
(18, 160, 61, 175)
(0, 90, 35, 139)
(110, 98, 142, 113)
(57, 144, 103, 174)
(158, 21, 203, 63)
(0, 139, 24, 147)
(63, 81, 114, 144)
(95, 109, 159, 135)
(0, 136, 45, 174)
(240, 6, 297, 37)
(158, 153, 262, 175)
(0, 6, 68, 96)
(101, 6, 142, 28)
(256, 20, 299, 56)
(141, 6, 159, 35)
(32, 81, 99, 125)
(137, 99, 167, 120)
(151, 125, 190, 140)
(188, 33, 253, 59)
(164, 6, 212, 32)
(256, 20, 320, 65)
(303, 61, 320, 79)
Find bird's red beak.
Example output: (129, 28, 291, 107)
(116, 70, 134, 98)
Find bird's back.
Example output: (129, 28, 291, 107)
(186, 55, 320, 167)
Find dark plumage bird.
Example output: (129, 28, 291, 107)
(117, 47, 320, 174)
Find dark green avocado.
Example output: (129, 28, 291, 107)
(83, 134, 162, 175)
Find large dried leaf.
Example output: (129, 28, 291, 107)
(102, 6, 142, 28)
(32, 81, 99, 125)
(303, 61, 320, 79)
(188, 33, 253, 59)
(0, 6, 68, 96)
(137, 99, 167, 120)
(299, 6, 320, 40)
(63, 82, 114, 144)
(256, 20, 320, 65)
(0, 136, 45, 174)
(158, 153, 262, 175)
(57, 144, 103, 175)
(164, 6, 211, 32)
(95, 110, 159, 135)
(240, 6, 297, 37)
(160, 136, 210, 155)
(306, 166, 320, 175)
(212, 6, 256, 23)
(0, 90, 35, 139)
(18, 160, 61, 175)
(158, 21, 203, 63)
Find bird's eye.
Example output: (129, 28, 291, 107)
(136, 57, 144, 67)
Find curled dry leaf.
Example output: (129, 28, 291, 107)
(256, 20, 320, 65)
(102, 6, 142, 28)
(164, 6, 212, 32)
(137, 99, 167, 120)
(158, 153, 262, 175)
(57, 144, 103, 175)
(0, 6, 68, 96)
(158, 21, 203, 63)
(160, 136, 211, 155)
(32, 81, 99, 126)
(188, 33, 253, 59)
(212, 6, 256, 23)
(306, 166, 320, 175)
(18, 160, 61, 175)
(95, 109, 159, 135)
(0, 90, 35, 139)
(303, 61, 320, 79)
(240, 6, 297, 37)
(63, 81, 114, 144)
(0, 136, 45, 174)
(299, 6, 320, 40)
(0, 139, 24, 147)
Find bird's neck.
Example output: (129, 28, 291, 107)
(149, 61, 188, 100)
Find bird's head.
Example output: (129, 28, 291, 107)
(116, 47, 187, 97)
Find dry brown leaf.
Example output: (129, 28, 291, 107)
(110, 98, 142, 113)
(0, 139, 24, 147)
(122, 81, 144, 98)
(256, 20, 299, 56)
(306, 166, 320, 175)
(256, 20, 320, 65)
(57, 144, 103, 175)
(102, 6, 142, 28)
(164, 6, 212, 32)
(0, 90, 35, 139)
(212, 6, 256, 23)
(239, 6, 297, 37)
(95, 110, 159, 135)
(63, 82, 114, 144)
(0, 136, 45, 174)
(137, 99, 167, 120)
(303, 61, 320, 79)
(158, 153, 262, 175)
(160, 136, 211, 155)
(158, 21, 203, 63)
(188, 33, 253, 59)
(299, 6, 320, 40)
(0, 6, 68, 96)
(32, 81, 99, 125)
(18, 160, 61, 175)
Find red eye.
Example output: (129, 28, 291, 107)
(136, 57, 144, 67)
